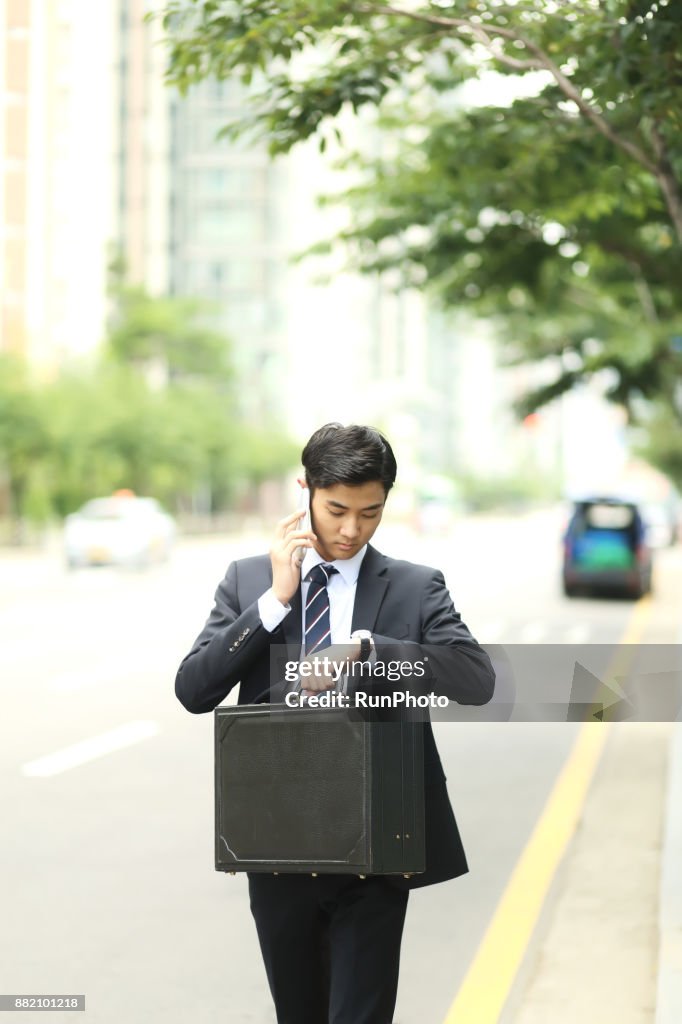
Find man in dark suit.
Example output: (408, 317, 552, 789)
(176, 423, 495, 1024)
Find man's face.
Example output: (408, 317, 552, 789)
(310, 481, 386, 561)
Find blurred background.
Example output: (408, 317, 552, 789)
(2, 2, 682, 1022)
(1, 0, 680, 547)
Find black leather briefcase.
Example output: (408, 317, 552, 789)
(214, 704, 425, 877)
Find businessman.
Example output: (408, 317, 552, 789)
(176, 422, 495, 1024)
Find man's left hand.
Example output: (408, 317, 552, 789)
(298, 641, 362, 694)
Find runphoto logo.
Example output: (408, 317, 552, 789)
(284, 689, 450, 709)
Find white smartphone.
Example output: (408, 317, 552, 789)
(294, 487, 311, 565)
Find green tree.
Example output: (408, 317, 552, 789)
(41, 365, 294, 517)
(157, 0, 682, 427)
(636, 402, 682, 488)
(0, 356, 49, 519)
(101, 264, 301, 512)
(107, 269, 233, 387)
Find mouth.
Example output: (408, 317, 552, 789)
(337, 543, 355, 551)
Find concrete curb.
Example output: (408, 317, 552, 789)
(656, 723, 682, 1024)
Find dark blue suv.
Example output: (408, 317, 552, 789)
(562, 498, 653, 598)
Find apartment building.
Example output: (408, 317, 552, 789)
(1, 0, 115, 367)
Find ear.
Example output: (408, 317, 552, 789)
(296, 476, 308, 489)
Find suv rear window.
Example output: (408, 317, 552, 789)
(584, 504, 635, 529)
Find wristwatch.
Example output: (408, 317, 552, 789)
(350, 629, 374, 663)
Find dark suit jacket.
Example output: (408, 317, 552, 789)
(175, 544, 495, 888)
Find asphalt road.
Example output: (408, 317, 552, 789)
(1, 508, 680, 1023)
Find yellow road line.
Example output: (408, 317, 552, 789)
(443, 596, 653, 1024)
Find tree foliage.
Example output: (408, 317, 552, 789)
(106, 262, 233, 385)
(0, 279, 299, 524)
(157, 0, 682, 444)
(0, 356, 48, 517)
(636, 401, 682, 486)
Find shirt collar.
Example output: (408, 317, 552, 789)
(301, 544, 368, 586)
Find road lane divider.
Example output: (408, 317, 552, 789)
(564, 623, 591, 645)
(443, 595, 653, 1023)
(21, 720, 160, 777)
(517, 621, 548, 644)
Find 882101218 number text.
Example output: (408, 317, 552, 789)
(0, 995, 85, 1011)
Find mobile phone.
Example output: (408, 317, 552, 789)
(294, 487, 311, 565)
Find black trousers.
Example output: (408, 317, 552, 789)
(248, 872, 409, 1024)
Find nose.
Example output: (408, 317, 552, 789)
(340, 519, 360, 539)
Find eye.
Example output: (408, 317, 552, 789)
(329, 511, 344, 517)
(362, 513, 379, 519)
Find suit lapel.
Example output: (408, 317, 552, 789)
(351, 544, 389, 633)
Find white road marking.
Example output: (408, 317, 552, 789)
(70, 568, 120, 586)
(477, 621, 508, 643)
(564, 623, 591, 645)
(21, 720, 160, 777)
(518, 621, 548, 644)
(476, 620, 591, 646)
(49, 669, 120, 692)
(48, 656, 168, 692)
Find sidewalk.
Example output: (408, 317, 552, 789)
(498, 542, 682, 1024)
(656, 724, 682, 1024)
(506, 721, 671, 1024)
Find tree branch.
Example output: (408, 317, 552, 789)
(359, 3, 661, 178)
(627, 261, 659, 323)
(650, 125, 682, 243)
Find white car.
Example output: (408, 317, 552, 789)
(64, 494, 176, 569)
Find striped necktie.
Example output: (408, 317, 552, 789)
(304, 563, 338, 655)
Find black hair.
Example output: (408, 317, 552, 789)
(301, 423, 397, 496)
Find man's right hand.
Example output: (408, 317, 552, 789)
(269, 510, 317, 606)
